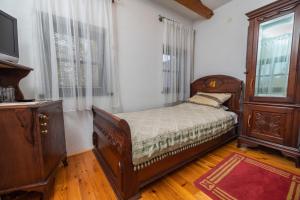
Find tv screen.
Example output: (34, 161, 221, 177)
(0, 10, 19, 62)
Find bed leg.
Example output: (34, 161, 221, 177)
(121, 162, 140, 200)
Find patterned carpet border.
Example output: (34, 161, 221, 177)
(194, 153, 300, 200)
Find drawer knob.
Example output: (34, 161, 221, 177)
(39, 114, 48, 120)
(41, 130, 48, 135)
(41, 123, 47, 126)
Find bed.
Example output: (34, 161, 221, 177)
(92, 75, 243, 200)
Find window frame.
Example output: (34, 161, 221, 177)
(40, 12, 111, 98)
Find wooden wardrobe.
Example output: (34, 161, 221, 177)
(239, 0, 300, 167)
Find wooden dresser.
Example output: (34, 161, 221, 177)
(239, 0, 300, 167)
(0, 61, 67, 199)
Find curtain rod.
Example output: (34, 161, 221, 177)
(158, 15, 178, 23)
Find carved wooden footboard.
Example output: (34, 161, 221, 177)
(92, 106, 140, 200)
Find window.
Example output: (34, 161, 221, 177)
(41, 13, 109, 98)
(162, 45, 187, 94)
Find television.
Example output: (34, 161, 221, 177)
(0, 10, 19, 63)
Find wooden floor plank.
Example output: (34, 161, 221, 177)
(51, 141, 299, 200)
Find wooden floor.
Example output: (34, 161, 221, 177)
(51, 141, 300, 200)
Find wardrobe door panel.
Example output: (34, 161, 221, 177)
(246, 3, 300, 104)
(245, 105, 294, 145)
(254, 14, 294, 98)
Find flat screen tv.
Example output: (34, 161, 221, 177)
(0, 10, 19, 63)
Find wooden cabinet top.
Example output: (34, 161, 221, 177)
(0, 100, 62, 109)
(0, 60, 33, 71)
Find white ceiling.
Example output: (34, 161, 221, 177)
(152, 0, 232, 21)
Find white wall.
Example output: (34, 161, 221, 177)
(193, 0, 276, 81)
(0, 0, 192, 155)
(116, 0, 192, 112)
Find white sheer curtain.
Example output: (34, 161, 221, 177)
(162, 19, 194, 105)
(34, 0, 121, 112)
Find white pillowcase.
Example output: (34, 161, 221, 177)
(188, 92, 232, 108)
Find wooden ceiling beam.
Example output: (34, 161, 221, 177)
(175, 0, 214, 19)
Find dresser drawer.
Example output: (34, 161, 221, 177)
(243, 104, 294, 144)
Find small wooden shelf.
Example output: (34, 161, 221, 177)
(0, 60, 33, 101)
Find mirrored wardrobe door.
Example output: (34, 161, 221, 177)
(246, 5, 300, 104)
(255, 13, 294, 98)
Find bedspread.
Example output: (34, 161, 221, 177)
(115, 103, 237, 171)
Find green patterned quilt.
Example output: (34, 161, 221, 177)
(115, 103, 237, 171)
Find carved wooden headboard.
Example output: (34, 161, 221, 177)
(190, 75, 243, 115)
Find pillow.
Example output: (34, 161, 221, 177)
(199, 92, 232, 103)
(188, 92, 232, 108)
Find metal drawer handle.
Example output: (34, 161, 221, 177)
(248, 114, 252, 127)
(41, 130, 48, 135)
(41, 123, 47, 126)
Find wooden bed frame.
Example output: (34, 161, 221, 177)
(92, 75, 243, 200)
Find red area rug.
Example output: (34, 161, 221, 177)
(194, 153, 300, 200)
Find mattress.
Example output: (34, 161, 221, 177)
(115, 103, 237, 171)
